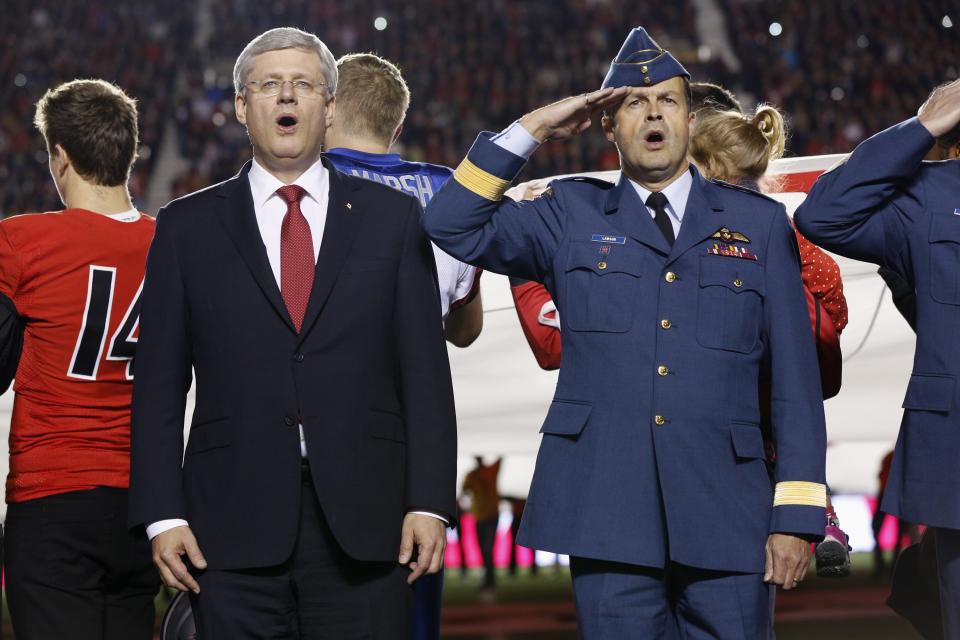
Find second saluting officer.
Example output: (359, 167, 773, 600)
(423, 26, 827, 638)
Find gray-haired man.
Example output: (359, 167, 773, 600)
(129, 27, 457, 638)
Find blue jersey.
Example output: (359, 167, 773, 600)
(325, 148, 452, 208)
(325, 148, 479, 320)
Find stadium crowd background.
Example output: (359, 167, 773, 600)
(1, 0, 958, 217)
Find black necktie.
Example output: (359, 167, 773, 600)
(646, 191, 675, 247)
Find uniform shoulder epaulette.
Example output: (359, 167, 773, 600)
(710, 179, 779, 203)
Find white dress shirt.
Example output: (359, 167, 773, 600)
(147, 158, 443, 539)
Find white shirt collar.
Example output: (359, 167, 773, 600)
(247, 157, 329, 210)
(627, 166, 694, 223)
(105, 208, 141, 222)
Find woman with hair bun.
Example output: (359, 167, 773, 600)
(691, 103, 853, 579)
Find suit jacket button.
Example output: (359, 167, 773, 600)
(654, 415, 666, 426)
(660, 319, 672, 329)
(294, 353, 305, 363)
(657, 365, 669, 376)
(664, 271, 677, 283)
(284, 415, 296, 426)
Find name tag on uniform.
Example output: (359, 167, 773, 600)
(591, 234, 626, 244)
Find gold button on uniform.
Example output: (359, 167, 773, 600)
(657, 365, 669, 376)
(598, 261, 608, 270)
(654, 415, 666, 426)
(734, 279, 743, 288)
(660, 319, 672, 329)
(664, 271, 677, 283)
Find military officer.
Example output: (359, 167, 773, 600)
(423, 26, 827, 638)
(795, 79, 960, 637)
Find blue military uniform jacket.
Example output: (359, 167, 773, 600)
(424, 133, 827, 573)
(796, 117, 960, 530)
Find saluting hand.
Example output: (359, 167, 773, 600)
(518, 87, 628, 143)
(152, 525, 208, 594)
(763, 533, 811, 590)
(398, 513, 447, 584)
(918, 79, 960, 138)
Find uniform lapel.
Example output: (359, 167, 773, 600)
(605, 175, 672, 256)
(215, 162, 297, 332)
(665, 167, 725, 267)
(296, 158, 362, 344)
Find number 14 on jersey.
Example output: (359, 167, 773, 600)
(68, 265, 142, 381)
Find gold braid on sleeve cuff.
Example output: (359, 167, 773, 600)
(773, 481, 827, 508)
(453, 159, 511, 201)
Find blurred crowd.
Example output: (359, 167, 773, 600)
(1, 0, 958, 214)
(0, 0, 191, 216)
(723, 0, 959, 156)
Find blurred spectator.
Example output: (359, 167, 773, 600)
(462, 456, 502, 593)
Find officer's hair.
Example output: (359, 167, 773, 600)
(34, 79, 139, 187)
(690, 82, 742, 114)
(234, 27, 337, 98)
(333, 53, 410, 146)
(689, 104, 786, 182)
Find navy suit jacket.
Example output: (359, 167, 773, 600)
(423, 134, 826, 574)
(129, 159, 457, 570)
(796, 117, 960, 529)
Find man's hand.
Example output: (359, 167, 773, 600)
(918, 79, 960, 138)
(763, 533, 811, 590)
(518, 87, 628, 143)
(398, 513, 447, 584)
(152, 525, 208, 594)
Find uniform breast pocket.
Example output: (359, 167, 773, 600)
(563, 242, 645, 333)
(928, 216, 960, 306)
(697, 255, 765, 353)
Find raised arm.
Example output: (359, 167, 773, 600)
(422, 88, 626, 280)
(795, 81, 960, 273)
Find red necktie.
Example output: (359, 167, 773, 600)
(277, 185, 314, 332)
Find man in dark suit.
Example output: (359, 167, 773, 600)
(128, 27, 457, 639)
(424, 26, 827, 638)
(795, 79, 960, 638)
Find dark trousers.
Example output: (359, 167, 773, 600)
(4, 487, 159, 640)
(936, 527, 960, 639)
(570, 557, 774, 640)
(189, 465, 413, 639)
(474, 518, 498, 588)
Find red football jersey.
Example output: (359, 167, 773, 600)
(0, 209, 155, 503)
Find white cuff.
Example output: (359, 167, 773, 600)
(409, 510, 450, 525)
(491, 121, 541, 159)
(146, 518, 190, 540)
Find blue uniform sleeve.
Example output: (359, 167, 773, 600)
(764, 209, 829, 537)
(794, 117, 933, 278)
(422, 133, 566, 282)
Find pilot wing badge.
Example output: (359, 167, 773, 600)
(708, 228, 758, 261)
(712, 227, 750, 243)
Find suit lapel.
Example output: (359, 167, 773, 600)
(296, 158, 362, 344)
(665, 167, 725, 267)
(604, 175, 672, 256)
(215, 162, 296, 332)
